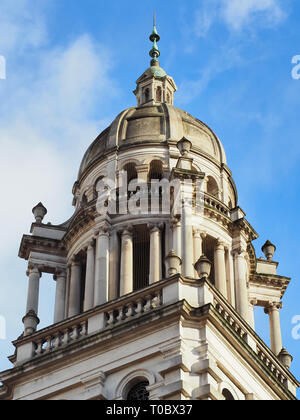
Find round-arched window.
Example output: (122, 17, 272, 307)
(127, 381, 149, 401)
(222, 388, 235, 400)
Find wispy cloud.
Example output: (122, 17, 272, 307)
(194, 0, 286, 37)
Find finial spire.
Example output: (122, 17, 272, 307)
(149, 14, 160, 67)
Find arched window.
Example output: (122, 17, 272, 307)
(207, 176, 219, 198)
(222, 389, 235, 401)
(144, 88, 150, 103)
(124, 163, 138, 185)
(127, 381, 149, 400)
(156, 86, 162, 102)
(148, 160, 164, 182)
(133, 225, 150, 291)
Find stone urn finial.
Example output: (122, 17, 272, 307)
(32, 202, 47, 224)
(165, 250, 182, 277)
(194, 254, 212, 280)
(262, 240, 276, 261)
(177, 137, 192, 157)
(278, 348, 293, 370)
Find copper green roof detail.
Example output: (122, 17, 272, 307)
(149, 17, 161, 66)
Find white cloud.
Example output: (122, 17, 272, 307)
(222, 0, 286, 31)
(0, 34, 116, 259)
(194, 0, 286, 37)
(0, 3, 118, 370)
(0, 0, 47, 53)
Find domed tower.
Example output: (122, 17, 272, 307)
(0, 22, 298, 401)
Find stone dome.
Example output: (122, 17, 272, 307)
(78, 104, 227, 181)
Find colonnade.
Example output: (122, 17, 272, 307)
(22, 221, 284, 356)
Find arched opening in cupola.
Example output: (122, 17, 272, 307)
(207, 176, 219, 199)
(144, 88, 150, 103)
(133, 225, 150, 291)
(156, 86, 162, 102)
(124, 163, 138, 185)
(148, 160, 164, 182)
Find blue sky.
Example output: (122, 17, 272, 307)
(0, 0, 299, 398)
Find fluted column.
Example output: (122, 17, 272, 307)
(23, 265, 41, 335)
(54, 269, 67, 324)
(84, 241, 95, 311)
(265, 302, 283, 356)
(120, 229, 133, 296)
(233, 250, 249, 321)
(69, 258, 81, 317)
(182, 205, 194, 277)
(149, 224, 162, 284)
(215, 240, 227, 298)
(94, 228, 110, 306)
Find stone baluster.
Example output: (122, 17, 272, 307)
(54, 268, 67, 324)
(84, 240, 95, 311)
(23, 265, 41, 336)
(264, 302, 283, 356)
(120, 228, 133, 296)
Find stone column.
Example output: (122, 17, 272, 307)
(171, 218, 181, 260)
(23, 265, 41, 335)
(149, 224, 161, 284)
(69, 258, 82, 317)
(54, 269, 67, 324)
(84, 241, 95, 311)
(94, 228, 110, 307)
(233, 250, 249, 321)
(265, 302, 283, 356)
(249, 299, 257, 331)
(215, 240, 227, 298)
(182, 204, 194, 278)
(109, 228, 120, 301)
(120, 229, 133, 296)
(193, 230, 205, 276)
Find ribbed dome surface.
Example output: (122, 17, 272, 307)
(78, 104, 227, 180)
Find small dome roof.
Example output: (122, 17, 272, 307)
(78, 104, 227, 180)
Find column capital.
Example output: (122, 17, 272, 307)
(119, 226, 133, 237)
(26, 264, 41, 277)
(95, 225, 110, 237)
(148, 223, 163, 233)
(71, 256, 81, 267)
(171, 217, 181, 229)
(231, 247, 247, 258)
(249, 298, 258, 307)
(193, 228, 201, 238)
(87, 239, 95, 250)
(215, 239, 226, 251)
(264, 301, 283, 314)
(54, 268, 67, 280)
